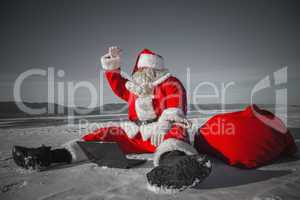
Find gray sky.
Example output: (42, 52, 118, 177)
(0, 0, 299, 106)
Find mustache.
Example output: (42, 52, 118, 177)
(132, 68, 156, 84)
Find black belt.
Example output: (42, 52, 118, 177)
(134, 118, 157, 126)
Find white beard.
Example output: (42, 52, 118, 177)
(125, 68, 171, 121)
(126, 69, 154, 96)
(126, 68, 169, 97)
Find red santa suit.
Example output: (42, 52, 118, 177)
(63, 48, 198, 166)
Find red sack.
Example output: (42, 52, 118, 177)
(194, 105, 297, 168)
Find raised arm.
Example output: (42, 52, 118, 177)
(101, 47, 130, 102)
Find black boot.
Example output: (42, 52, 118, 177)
(50, 148, 72, 164)
(146, 151, 212, 193)
(12, 145, 52, 170)
(12, 145, 72, 170)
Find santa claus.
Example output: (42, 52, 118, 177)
(12, 47, 212, 192)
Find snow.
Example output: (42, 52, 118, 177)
(0, 107, 300, 199)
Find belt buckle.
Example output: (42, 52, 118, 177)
(140, 121, 147, 126)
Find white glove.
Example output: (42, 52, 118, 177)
(150, 121, 171, 147)
(101, 46, 122, 70)
(109, 46, 122, 57)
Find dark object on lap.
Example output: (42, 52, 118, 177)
(77, 141, 147, 169)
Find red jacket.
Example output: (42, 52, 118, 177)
(105, 69, 187, 123)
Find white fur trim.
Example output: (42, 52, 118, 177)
(137, 54, 164, 69)
(96, 121, 140, 139)
(151, 72, 171, 86)
(153, 138, 198, 166)
(101, 54, 120, 70)
(61, 139, 88, 163)
(140, 121, 171, 141)
(158, 107, 185, 123)
(94, 121, 171, 141)
(119, 121, 140, 138)
(135, 96, 157, 121)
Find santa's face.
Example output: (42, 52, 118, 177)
(130, 68, 154, 97)
(127, 67, 169, 97)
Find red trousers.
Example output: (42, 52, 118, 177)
(82, 124, 188, 154)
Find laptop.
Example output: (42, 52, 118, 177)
(77, 141, 147, 169)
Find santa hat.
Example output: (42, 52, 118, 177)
(132, 49, 165, 74)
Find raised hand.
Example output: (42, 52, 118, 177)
(101, 46, 122, 70)
(109, 46, 122, 58)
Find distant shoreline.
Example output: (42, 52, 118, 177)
(0, 101, 297, 119)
